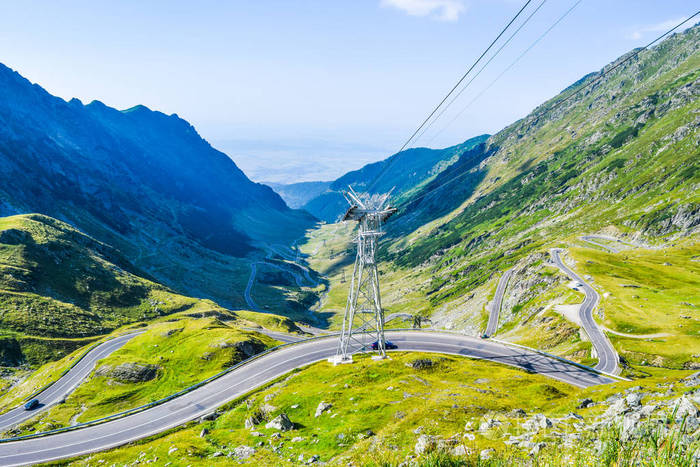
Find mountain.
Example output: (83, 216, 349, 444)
(267, 181, 331, 209)
(0, 64, 316, 308)
(303, 24, 700, 370)
(300, 135, 489, 222)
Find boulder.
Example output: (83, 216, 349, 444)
(479, 419, 501, 432)
(95, 363, 159, 383)
(232, 445, 256, 459)
(577, 398, 594, 409)
(480, 448, 495, 460)
(315, 401, 332, 417)
(522, 414, 553, 433)
(603, 398, 628, 418)
(265, 413, 294, 431)
(406, 359, 435, 370)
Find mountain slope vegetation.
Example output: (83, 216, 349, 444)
(0, 64, 316, 309)
(301, 135, 489, 222)
(301, 24, 700, 370)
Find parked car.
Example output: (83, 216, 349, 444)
(24, 399, 39, 411)
(371, 341, 398, 350)
(480, 333, 489, 339)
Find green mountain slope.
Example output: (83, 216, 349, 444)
(302, 24, 700, 370)
(0, 214, 299, 368)
(301, 135, 489, 222)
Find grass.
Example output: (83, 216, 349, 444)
(64, 352, 699, 466)
(568, 238, 700, 369)
(8, 316, 280, 435)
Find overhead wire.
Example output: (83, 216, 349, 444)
(427, 0, 582, 145)
(398, 9, 700, 209)
(365, 0, 534, 193)
(413, 0, 548, 146)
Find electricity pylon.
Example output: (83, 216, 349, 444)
(330, 187, 396, 364)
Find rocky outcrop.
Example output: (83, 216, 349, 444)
(95, 362, 160, 383)
(265, 413, 294, 431)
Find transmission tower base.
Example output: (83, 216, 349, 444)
(328, 355, 353, 365)
(371, 355, 389, 361)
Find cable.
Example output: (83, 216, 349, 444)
(428, 0, 582, 145)
(365, 0, 534, 193)
(414, 0, 548, 146)
(401, 10, 700, 210)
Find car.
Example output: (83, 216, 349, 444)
(480, 333, 489, 339)
(371, 341, 398, 350)
(24, 399, 39, 411)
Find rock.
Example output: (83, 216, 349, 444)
(625, 392, 642, 407)
(479, 419, 501, 432)
(622, 412, 642, 440)
(603, 398, 628, 418)
(414, 435, 437, 454)
(199, 428, 208, 438)
(413, 426, 424, 434)
(480, 448, 495, 460)
(577, 398, 594, 409)
(292, 436, 305, 442)
(406, 359, 435, 370)
(265, 413, 294, 431)
(509, 408, 527, 418)
(681, 371, 700, 387)
(529, 442, 546, 456)
(315, 401, 332, 417)
(673, 396, 699, 420)
(260, 403, 276, 415)
(522, 414, 553, 433)
(307, 454, 319, 464)
(233, 445, 256, 459)
(213, 339, 266, 359)
(290, 404, 299, 409)
(211, 451, 223, 458)
(167, 447, 178, 455)
(357, 429, 375, 440)
(250, 431, 263, 437)
(95, 363, 160, 383)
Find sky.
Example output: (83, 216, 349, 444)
(0, 0, 696, 183)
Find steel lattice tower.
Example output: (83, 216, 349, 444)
(330, 187, 396, 364)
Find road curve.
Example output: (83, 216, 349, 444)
(550, 249, 619, 375)
(0, 332, 140, 433)
(485, 269, 513, 337)
(0, 331, 615, 466)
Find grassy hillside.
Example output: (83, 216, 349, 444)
(65, 353, 698, 466)
(4, 316, 282, 436)
(0, 213, 304, 404)
(299, 25, 700, 371)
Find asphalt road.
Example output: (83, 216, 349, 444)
(550, 249, 619, 375)
(485, 268, 513, 337)
(0, 331, 614, 466)
(0, 332, 140, 433)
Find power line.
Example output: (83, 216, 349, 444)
(401, 10, 700, 210)
(428, 0, 582, 145)
(414, 0, 548, 146)
(366, 0, 534, 193)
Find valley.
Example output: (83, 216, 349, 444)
(0, 14, 697, 467)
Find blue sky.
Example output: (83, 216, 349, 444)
(0, 0, 696, 182)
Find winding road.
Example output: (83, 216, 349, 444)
(0, 332, 140, 433)
(550, 249, 619, 375)
(485, 268, 513, 337)
(0, 330, 616, 466)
